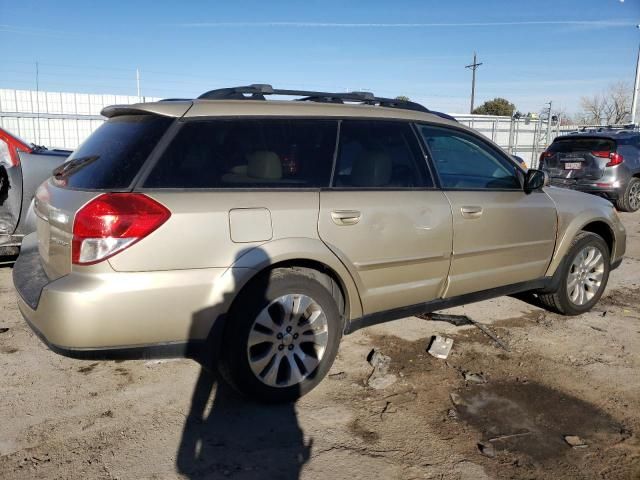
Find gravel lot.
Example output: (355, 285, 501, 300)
(1, 211, 639, 480)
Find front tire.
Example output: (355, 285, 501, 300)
(219, 268, 342, 403)
(616, 177, 640, 213)
(538, 232, 610, 315)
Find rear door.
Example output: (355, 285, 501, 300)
(318, 120, 453, 315)
(542, 137, 615, 183)
(416, 124, 557, 298)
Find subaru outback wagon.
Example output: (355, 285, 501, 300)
(14, 85, 626, 402)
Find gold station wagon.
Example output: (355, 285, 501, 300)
(13, 85, 626, 402)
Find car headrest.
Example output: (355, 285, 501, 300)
(351, 151, 392, 187)
(246, 151, 282, 180)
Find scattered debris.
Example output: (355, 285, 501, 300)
(468, 319, 510, 352)
(0, 327, 8, 334)
(589, 325, 606, 332)
(366, 349, 397, 390)
(418, 313, 472, 326)
(367, 349, 391, 370)
(328, 371, 346, 380)
(463, 371, 488, 384)
(449, 392, 467, 407)
(447, 408, 458, 419)
(427, 335, 454, 359)
(477, 441, 496, 458)
(379, 401, 399, 419)
(564, 435, 588, 448)
(144, 359, 169, 367)
(419, 312, 510, 352)
(488, 431, 532, 443)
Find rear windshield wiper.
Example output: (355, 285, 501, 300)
(53, 155, 99, 179)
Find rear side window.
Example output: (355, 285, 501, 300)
(55, 115, 172, 190)
(144, 119, 338, 188)
(333, 120, 431, 188)
(548, 137, 616, 154)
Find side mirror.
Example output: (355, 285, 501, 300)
(524, 169, 549, 193)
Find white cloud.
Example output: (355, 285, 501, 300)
(174, 20, 633, 29)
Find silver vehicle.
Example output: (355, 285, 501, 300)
(540, 126, 640, 212)
(13, 85, 626, 402)
(0, 127, 70, 256)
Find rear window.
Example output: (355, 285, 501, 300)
(548, 137, 616, 154)
(143, 119, 338, 189)
(54, 115, 172, 190)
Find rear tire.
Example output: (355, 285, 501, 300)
(538, 232, 610, 315)
(219, 268, 342, 403)
(615, 177, 640, 212)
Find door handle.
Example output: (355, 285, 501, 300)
(331, 210, 361, 226)
(460, 206, 483, 219)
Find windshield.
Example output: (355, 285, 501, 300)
(55, 114, 173, 190)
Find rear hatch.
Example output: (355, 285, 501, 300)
(541, 136, 616, 183)
(35, 113, 173, 279)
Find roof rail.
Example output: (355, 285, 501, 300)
(196, 84, 438, 115)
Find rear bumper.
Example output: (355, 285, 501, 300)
(549, 182, 621, 200)
(13, 234, 243, 355)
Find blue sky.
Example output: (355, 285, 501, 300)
(1, 0, 639, 114)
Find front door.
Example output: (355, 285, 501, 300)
(416, 124, 557, 298)
(318, 120, 453, 315)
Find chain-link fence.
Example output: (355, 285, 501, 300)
(0, 89, 159, 149)
(1, 88, 562, 165)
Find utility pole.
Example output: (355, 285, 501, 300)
(465, 52, 483, 114)
(136, 68, 141, 98)
(545, 101, 553, 145)
(35, 61, 41, 144)
(632, 25, 640, 124)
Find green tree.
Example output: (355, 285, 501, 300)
(472, 98, 516, 116)
(395, 95, 411, 102)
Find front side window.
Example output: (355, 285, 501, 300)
(144, 119, 338, 189)
(333, 120, 432, 188)
(417, 125, 521, 190)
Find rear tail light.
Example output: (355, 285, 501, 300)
(539, 151, 553, 168)
(591, 150, 623, 167)
(591, 150, 611, 158)
(72, 193, 170, 265)
(605, 152, 623, 167)
(591, 150, 624, 167)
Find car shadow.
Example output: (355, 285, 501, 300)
(176, 247, 311, 479)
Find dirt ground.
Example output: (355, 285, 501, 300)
(1, 212, 639, 480)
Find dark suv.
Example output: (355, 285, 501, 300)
(539, 126, 640, 212)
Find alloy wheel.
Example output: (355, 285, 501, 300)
(566, 246, 605, 306)
(247, 294, 329, 388)
(629, 181, 640, 211)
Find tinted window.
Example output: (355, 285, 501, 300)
(333, 121, 431, 188)
(548, 137, 616, 153)
(145, 119, 337, 188)
(55, 115, 172, 189)
(417, 125, 520, 190)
